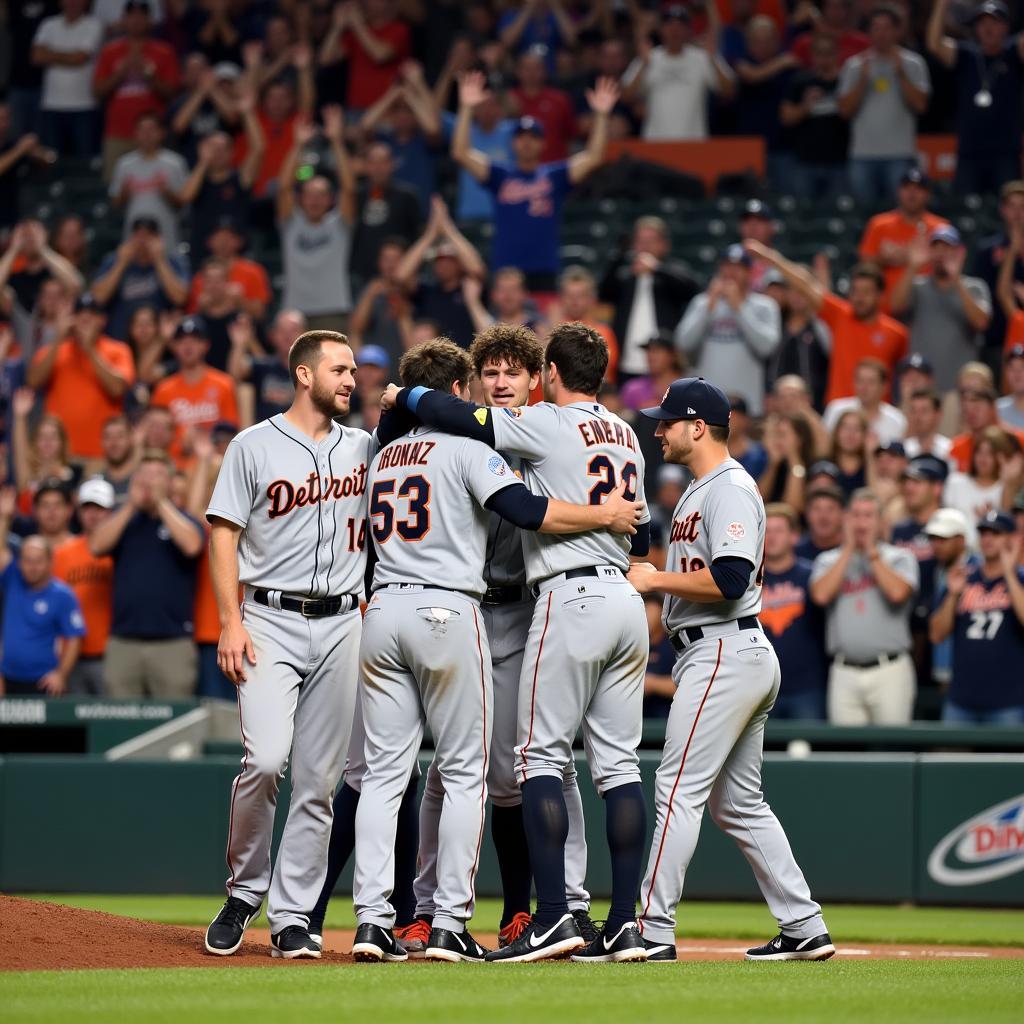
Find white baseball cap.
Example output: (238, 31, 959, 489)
(924, 508, 969, 539)
(78, 478, 116, 510)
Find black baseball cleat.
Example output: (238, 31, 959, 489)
(746, 932, 835, 961)
(570, 921, 648, 963)
(271, 925, 322, 959)
(424, 927, 489, 963)
(571, 909, 600, 944)
(352, 923, 409, 963)
(642, 937, 678, 963)
(204, 896, 260, 956)
(485, 913, 585, 963)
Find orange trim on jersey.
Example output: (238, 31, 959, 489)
(465, 604, 489, 914)
(519, 591, 553, 784)
(639, 638, 722, 933)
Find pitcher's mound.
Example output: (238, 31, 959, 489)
(0, 896, 345, 971)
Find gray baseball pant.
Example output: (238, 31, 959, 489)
(224, 595, 360, 933)
(638, 626, 827, 944)
(353, 586, 492, 934)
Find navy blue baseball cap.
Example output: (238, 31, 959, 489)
(903, 455, 947, 482)
(897, 352, 934, 375)
(513, 116, 544, 137)
(1006, 343, 1024, 363)
(970, 1, 1010, 24)
(978, 510, 1015, 534)
(175, 315, 208, 339)
(741, 199, 773, 220)
(641, 376, 731, 427)
(719, 243, 753, 267)
(876, 440, 907, 458)
(75, 292, 102, 313)
(900, 167, 930, 188)
(930, 225, 962, 247)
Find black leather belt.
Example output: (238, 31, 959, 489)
(670, 615, 761, 653)
(253, 589, 359, 617)
(837, 652, 903, 669)
(482, 585, 530, 606)
(531, 565, 622, 596)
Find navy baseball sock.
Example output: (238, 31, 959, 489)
(309, 782, 360, 932)
(521, 776, 569, 927)
(491, 803, 532, 927)
(603, 782, 647, 934)
(392, 776, 420, 927)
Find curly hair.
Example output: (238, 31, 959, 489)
(468, 323, 544, 379)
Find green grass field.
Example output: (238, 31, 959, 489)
(3, 896, 1023, 1024)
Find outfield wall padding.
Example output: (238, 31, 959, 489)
(0, 754, 1021, 905)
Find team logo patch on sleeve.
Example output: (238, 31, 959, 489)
(474, 408, 490, 425)
(727, 521, 747, 539)
(488, 456, 508, 477)
(503, 407, 523, 418)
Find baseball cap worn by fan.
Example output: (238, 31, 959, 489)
(719, 243, 753, 268)
(358, 345, 391, 370)
(641, 376, 731, 425)
(78, 478, 116, 510)
(978, 510, 1015, 534)
(924, 508, 969, 539)
(900, 167, 930, 188)
(970, 1, 1010, 24)
(903, 455, 948, 483)
(513, 117, 544, 137)
(176, 316, 208, 339)
(930, 225, 962, 246)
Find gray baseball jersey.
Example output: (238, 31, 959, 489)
(662, 458, 765, 633)
(204, 412, 372, 935)
(368, 426, 519, 596)
(490, 401, 650, 585)
(207, 414, 374, 597)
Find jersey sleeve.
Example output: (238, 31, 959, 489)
(461, 440, 522, 509)
(206, 437, 256, 527)
(490, 402, 561, 461)
(485, 163, 510, 196)
(703, 482, 762, 566)
(809, 548, 840, 585)
(885, 545, 920, 593)
(57, 586, 87, 639)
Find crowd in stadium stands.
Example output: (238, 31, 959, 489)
(1, 0, 1024, 726)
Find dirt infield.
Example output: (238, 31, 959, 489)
(3, 897, 1023, 971)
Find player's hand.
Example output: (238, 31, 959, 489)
(218, 620, 257, 685)
(380, 383, 401, 411)
(627, 561, 660, 594)
(600, 481, 643, 535)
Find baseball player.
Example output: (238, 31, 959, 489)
(351, 338, 643, 963)
(203, 330, 373, 959)
(627, 377, 834, 962)
(403, 325, 597, 956)
(384, 323, 652, 964)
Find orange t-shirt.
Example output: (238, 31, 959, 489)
(33, 336, 136, 459)
(819, 293, 909, 404)
(151, 368, 239, 464)
(193, 541, 221, 646)
(859, 210, 950, 304)
(186, 258, 272, 314)
(51, 537, 113, 658)
(950, 428, 1024, 472)
(235, 112, 296, 198)
(1006, 310, 1024, 351)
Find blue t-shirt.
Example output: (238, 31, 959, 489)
(111, 510, 203, 638)
(735, 442, 768, 481)
(496, 11, 565, 72)
(0, 563, 85, 681)
(97, 254, 191, 342)
(761, 560, 828, 696)
(643, 630, 677, 719)
(485, 161, 570, 275)
(944, 566, 1024, 711)
(443, 113, 516, 221)
(250, 357, 293, 422)
(955, 40, 1023, 158)
(377, 129, 439, 216)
